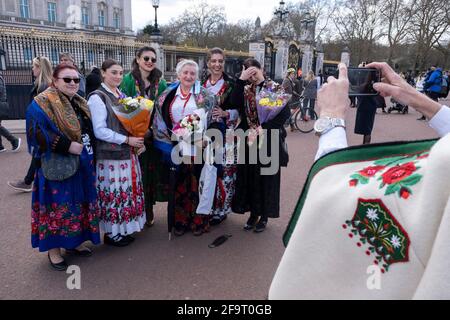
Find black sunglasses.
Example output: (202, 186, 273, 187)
(143, 56, 157, 63)
(59, 77, 81, 84)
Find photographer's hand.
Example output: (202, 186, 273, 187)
(366, 62, 441, 119)
(317, 63, 351, 119)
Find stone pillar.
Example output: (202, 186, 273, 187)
(249, 42, 265, 68)
(149, 34, 165, 77)
(274, 38, 289, 81)
(341, 46, 350, 67)
(302, 47, 313, 75)
(315, 52, 324, 75)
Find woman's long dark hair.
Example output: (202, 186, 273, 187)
(132, 47, 162, 95)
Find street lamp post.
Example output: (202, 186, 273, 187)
(300, 11, 315, 45)
(152, 0, 160, 35)
(274, 1, 289, 23)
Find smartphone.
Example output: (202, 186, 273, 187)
(340, 68, 381, 96)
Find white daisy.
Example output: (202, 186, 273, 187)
(390, 235, 402, 249)
(366, 208, 379, 221)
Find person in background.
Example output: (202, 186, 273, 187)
(302, 70, 319, 118)
(420, 65, 443, 120)
(59, 53, 86, 98)
(0, 72, 21, 154)
(282, 68, 302, 132)
(7, 56, 53, 192)
(85, 66, 102, 97)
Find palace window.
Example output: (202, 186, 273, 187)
(113, 10, 120, 29)
(51, 49, 59, 63)
(82, 7, 90, 25)
(98, 10, 105, 27)
(23, 47, 32, 63)
(19, 0, 30, 19)
(47, 2, 57, 23)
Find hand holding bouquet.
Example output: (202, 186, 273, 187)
(172, 113, 202, 140)
(256, 85, 291, 124)
(113, 95, 154, 138)
(172, 112, 206, 156)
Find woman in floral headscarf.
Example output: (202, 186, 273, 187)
(153, 59, 215, 236)
(26, 64, 100, 271)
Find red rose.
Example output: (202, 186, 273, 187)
(349, 179, 358, 187)
(400, 188, 410, 199)
(359, 165, 385, 177)
(382, 162, 416, 185)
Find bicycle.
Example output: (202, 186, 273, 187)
(285, 94, 318, 133)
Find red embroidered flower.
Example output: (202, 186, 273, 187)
(400, 188, 410, 199)
(349, 179, 358, 187)
(381, 162, 416, 185)
(359, 165, 385, 177)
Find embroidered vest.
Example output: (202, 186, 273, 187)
(90, 87, 131, 160)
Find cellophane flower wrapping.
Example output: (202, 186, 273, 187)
(256, 83, 292, 124)
(172, 109, 207, 157)
(115, 95, 154, 138)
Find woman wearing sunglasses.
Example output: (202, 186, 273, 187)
(26, 64, 101, 271)
(121, 46, 167, 228)
(88, 59, 146, 247)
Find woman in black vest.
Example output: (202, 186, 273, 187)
(87, 59, 146, 247)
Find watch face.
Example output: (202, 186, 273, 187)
(314, 118, 331, 132)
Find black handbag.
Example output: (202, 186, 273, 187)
(41, 153, 80, 181)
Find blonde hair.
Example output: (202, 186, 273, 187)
(33, 57, 53, 89)
(305, 70, 315, 82)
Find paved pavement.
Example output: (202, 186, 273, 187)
(0, 101, 445, 300)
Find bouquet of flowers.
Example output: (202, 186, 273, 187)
(246, 83, 291, 148)
(172, 113, 202, 139)
(256, 83, 291, 124)
(172, 111, 207, 156)
(113, 95, 154, 138)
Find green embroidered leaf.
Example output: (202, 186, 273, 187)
(385, 183, 401, 195)
(401, 174, 422, 186)
(374, 156, 405, 166)
(359, 176, 370, 184)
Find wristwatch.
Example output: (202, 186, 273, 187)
(314, 117, 346, 136)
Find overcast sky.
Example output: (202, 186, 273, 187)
(132, 0, 285, 31)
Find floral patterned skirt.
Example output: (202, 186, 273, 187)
(211, 138, 237, 218)
(31, 150, 101, 252)
(174, 164, 209, 232)
(96, 154, 146, 237)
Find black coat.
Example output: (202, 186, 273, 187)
(86, 68, 102, 97)
(231, 79, 290, 218)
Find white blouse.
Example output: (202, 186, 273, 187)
(171, 85, 199, 124)
(87, 83, 127, 145)
(204, 78, 239, 122)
